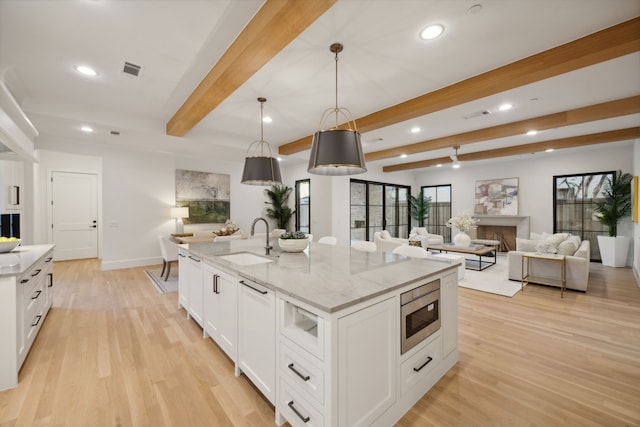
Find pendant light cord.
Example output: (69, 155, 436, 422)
(334, 49, 339, 128)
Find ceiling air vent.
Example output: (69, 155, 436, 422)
(122, 61, 142, 77)
(463, 110, 491, 119)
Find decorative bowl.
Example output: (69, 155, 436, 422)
(0, 239, 21, 253)
(278, 238, 309, 253)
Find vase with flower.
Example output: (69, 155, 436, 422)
(446, 212, 479, 247)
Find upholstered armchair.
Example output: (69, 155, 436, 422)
(408, 227, 444, 247)
(373, 230, 409, 252)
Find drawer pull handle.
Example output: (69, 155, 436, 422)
(239, 280, 267, 295)
(178, 253, 186, 258)
(288, 363, 310, 381)
(31, 269, 42, 277)
(413, 356, 433, 372)
(45, 257, 53, 262)
(31, 290, 42, 300)
(188, 256, 201, 262)
(287, 401, 310, 423)
(48, 273, 53, 288)
(32, 315, 42, 327)
(21, 279, 29, 284)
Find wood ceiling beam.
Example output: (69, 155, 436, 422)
(382, 127, 640, 172)
(367, 96, 640, 161)
(278, 16, 640, 156)
(166, 0, 337, 137)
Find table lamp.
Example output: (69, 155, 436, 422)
(170, 207, 189, 234)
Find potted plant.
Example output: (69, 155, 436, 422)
(409, 189, 431, 227)
(278, 230, 309, 252)
(264, 185, 295, 230)
(593, 170, 633, 267)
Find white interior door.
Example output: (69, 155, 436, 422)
(51, 171, 98, 260)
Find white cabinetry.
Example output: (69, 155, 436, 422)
(203, 263, 238, 360)
(0, 246, 54, 391)
(0, 160, 23, 212)
(337, 297, 397, 426)
(187, 253, 204, 327)
(238, 277, 276, 403)
(177, 249, 188, 311)
(441, 271, 458, 359)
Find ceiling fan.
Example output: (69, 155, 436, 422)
(450, 146, 461, 168)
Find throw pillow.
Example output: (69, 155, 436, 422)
(557, 239, 578, 256)
(380, 230, 392, 239)
(409, 240, 422, 247)
(516, 238, 539, 252)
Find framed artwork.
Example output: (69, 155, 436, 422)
(474, 177, 519, 215)
(176, 169, 230, 224)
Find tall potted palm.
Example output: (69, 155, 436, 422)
(409, 190, 432, 227)
(264, 185, 295, 230)
(593, 170, 633, 267)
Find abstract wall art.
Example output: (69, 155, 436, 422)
(474, 177, 519, 215)
(176, 169, 230, 224)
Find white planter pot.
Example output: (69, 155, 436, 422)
(453, 231, 471, 247)
(596, 235, 631, 267)
(278, 238, 309, 253)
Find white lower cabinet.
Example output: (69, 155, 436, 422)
(187, 254, 204, 327)
(238, 277, 276, 403)
(337, 296, 397, 427)
(400, 333, 441, 396)
(279, 377, 325, 427)
(177, 249, 188, 311)
(441, 271, 458, 358)
(203, 263, 237, 360)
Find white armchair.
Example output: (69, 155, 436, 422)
(408, 227, 444, 247)
(373, 230, 409, 252)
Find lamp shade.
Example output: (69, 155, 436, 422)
(170, 207, 189, 219)
(241, 156, 282, 185)
(307, 128, 367, 175)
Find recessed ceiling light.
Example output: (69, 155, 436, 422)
(498, 103, 513, 111)
(400, 154, 407, 158)
(419, 24, 444, 40)
(436, 164, 442, 168)
(75, 65, 98, 77)
(410, 126, 421, 134)
(277, 157, 282, 162)
(526, 130, 538, 136)
(80, 126, 93, 133)
(262, 116, 272, 123)
(545, 148, 554, 152)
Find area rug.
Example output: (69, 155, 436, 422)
(457, 255, 521, 297)
(145, 267, 178, 294)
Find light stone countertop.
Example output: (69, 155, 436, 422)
(0, 244, 55, 278)
(181, 239, 456, 313)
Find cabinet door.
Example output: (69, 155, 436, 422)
(338, 297, 397, 427)
(441, 271, 458, 358)
(1, 160, 23, 212)
(203, 263, 238, 360)
(178, 250, 188, 311)
(238, 278, 276, 403)
(188, 254, 204, 327)
(43, 254, 54, 311)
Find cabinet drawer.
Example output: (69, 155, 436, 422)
(279, 377, 325, 427)
(279, 298, 325, 361)
(280, 341, 325, 406)
(400, 333, 442, 396)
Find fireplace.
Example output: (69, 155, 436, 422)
(473, 216, 529, 252)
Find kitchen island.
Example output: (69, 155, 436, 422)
(0, 244, 55, 391)
(179, 239, 458, 427)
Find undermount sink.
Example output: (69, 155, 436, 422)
(219, 252, 274, 266)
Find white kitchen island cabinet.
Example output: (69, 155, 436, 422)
(178, 240, 458, 427)
(0, 244, 55, 391)
(203, 262, 238, 361)
(187, 253, 204, 327)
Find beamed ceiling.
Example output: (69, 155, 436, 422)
(0, 0, 638, 172)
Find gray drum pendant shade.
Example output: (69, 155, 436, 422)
(308, 43, 367, 176)
(241, 97, 282, 185)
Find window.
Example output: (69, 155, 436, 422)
(554, 171, 613, 261)
(295, 179, 310, 234)
(350, 179, 410, 241)
(421, 185, 451, 242)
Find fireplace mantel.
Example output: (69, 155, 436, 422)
(475, 215, 530, 239)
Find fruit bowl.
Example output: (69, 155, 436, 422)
(278, 238, 309, 253)
(0, 239, 21, 253)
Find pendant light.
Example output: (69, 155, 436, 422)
(241, 97, 282, 185)
(450, 146, 461, 169)
(308, 43, 367, 176)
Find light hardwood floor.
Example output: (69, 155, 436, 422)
(1, 258, 639, 426)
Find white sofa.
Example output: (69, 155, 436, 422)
(373, 231, 409, 252)
(507, 232, 590, 292)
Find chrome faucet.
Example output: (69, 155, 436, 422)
(251, 217, 272, 255)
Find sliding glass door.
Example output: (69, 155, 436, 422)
(350, 179, 410, 241)
(421, 184, 451, 242)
